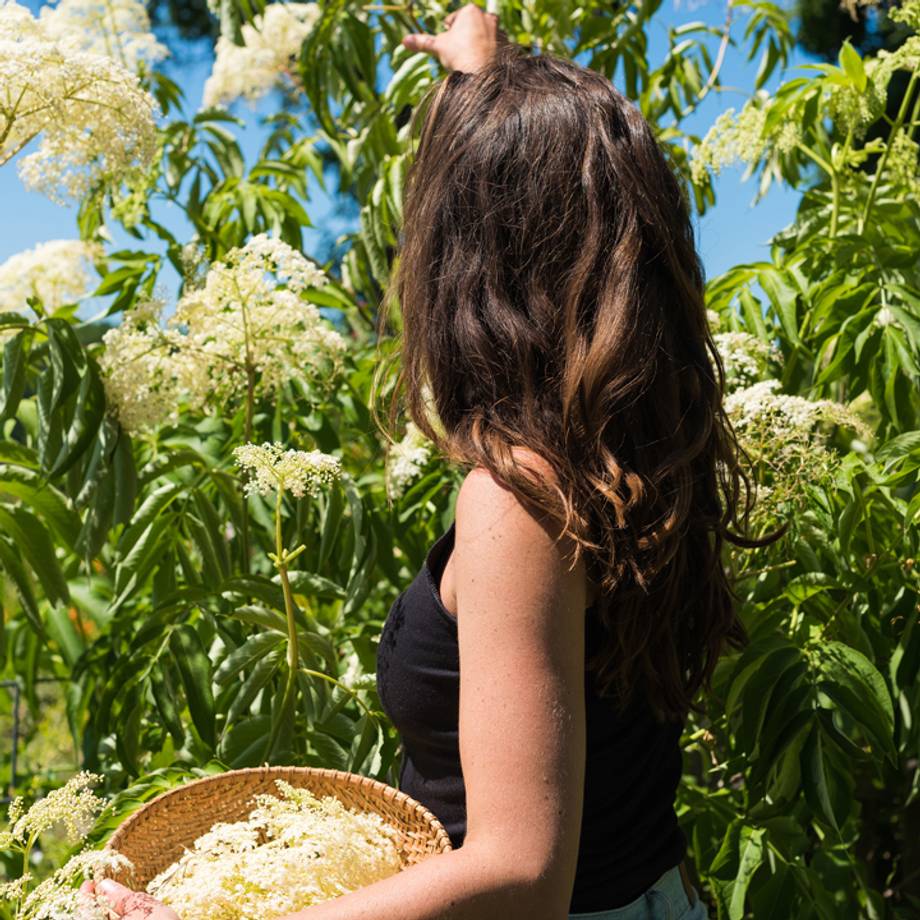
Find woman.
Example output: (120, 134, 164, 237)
(90, 4, 766, 918)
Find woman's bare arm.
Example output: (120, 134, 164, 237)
(279, 453, 588, 920)
(92, 452, 588, 920)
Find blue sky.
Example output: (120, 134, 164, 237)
(1, 0, 822, 296)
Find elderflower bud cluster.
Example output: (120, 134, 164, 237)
(0, 0, 160, 203)
(385, 421, 433, 500)
(690, 95, 777, 185)
(233, 441, 342, 499)
(825, 73, 887, 139)
(99, 234, 347, 433)
(38, 0, 168, 73)
(146, 781, 403, 920)
(841, 0, 920, 31)
(0, 239, 102, 313)
(203, 2, 321, 109)
(886, 131, 920, 197)
(691, 1, 920, 188)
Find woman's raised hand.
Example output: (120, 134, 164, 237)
(402, 2, 506, 73)
(80, 879, 181, 920)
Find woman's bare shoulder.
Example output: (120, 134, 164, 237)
(455, 450, 586, 599)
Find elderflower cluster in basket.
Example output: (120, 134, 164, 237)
(203, 2, 320, 109)
(145, 781, 403, 920)
(0, 0, 159, 203)
(0, 771, 134, 920)
(99, 234, 347, 433)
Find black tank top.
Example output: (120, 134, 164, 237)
(375, 520, 687, 912)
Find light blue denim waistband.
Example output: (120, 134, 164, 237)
(568, 862, 703, 920)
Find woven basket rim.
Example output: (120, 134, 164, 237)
(105, 765, 453, 856)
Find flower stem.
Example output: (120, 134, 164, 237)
(300, 667, 377, 719)
(263, 485, 301, 761)
(17, 831, 37, 912)
(275, 487, 301, 679)
(859, 68, 920, 235)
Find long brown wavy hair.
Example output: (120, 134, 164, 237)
(373, 41, 780, 722)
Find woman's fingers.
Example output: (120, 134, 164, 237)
(402, 33, 439, 54)
(402, 3, 501, 73)
(96, 879, 179, 919)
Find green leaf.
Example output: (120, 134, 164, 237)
(226, 648, 283, 724)
(285, 570, 346, 600)
(228, 604, 288, 633)
(0, 535, 42, 635)
(46, 602, 84, 666)
(112, 431, 138, 527)
(214, 631, 285, 686)
(151, 661, 186, 747)
(838, 40, 866, 92)
(47, 363, 106, 478)
(730, 826, 766, 920)
(219, 715, 272, 768)
(309, 728, 349, 771)
(170, 624, 216, 749)
(0, 504, 70, 606)
(348, 713, 380, 774)
(736, 645, 804, 752)
(758, 266, 801, 346)
(812, 640, 895, 761)
(0, 465, 80, 547)
(801, 725, 839, 830)
(0, 331, 29, 421)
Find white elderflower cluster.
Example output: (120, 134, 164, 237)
(0, 0, 159, 203)
(6, 771, 106, 844)
(99, 235, 346, 433)
(169, 234, 344, 408)
(713, 331, 781, 391)
(725, 379, 872, 522)
(17, 849, 134, 920)
(0, 771, 133, 920)
(233, 441, 342, 499)
(385, 421, 433, 500)
(146, 781, 402, 920)
(203, 2, 321, 109)
(38, 0, 168, 72)
(98, 296, 188, 433)
(0, 239, 102, 313)
(725, 379, 870, 440)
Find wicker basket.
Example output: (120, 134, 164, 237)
(104, 766, 453, 888)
